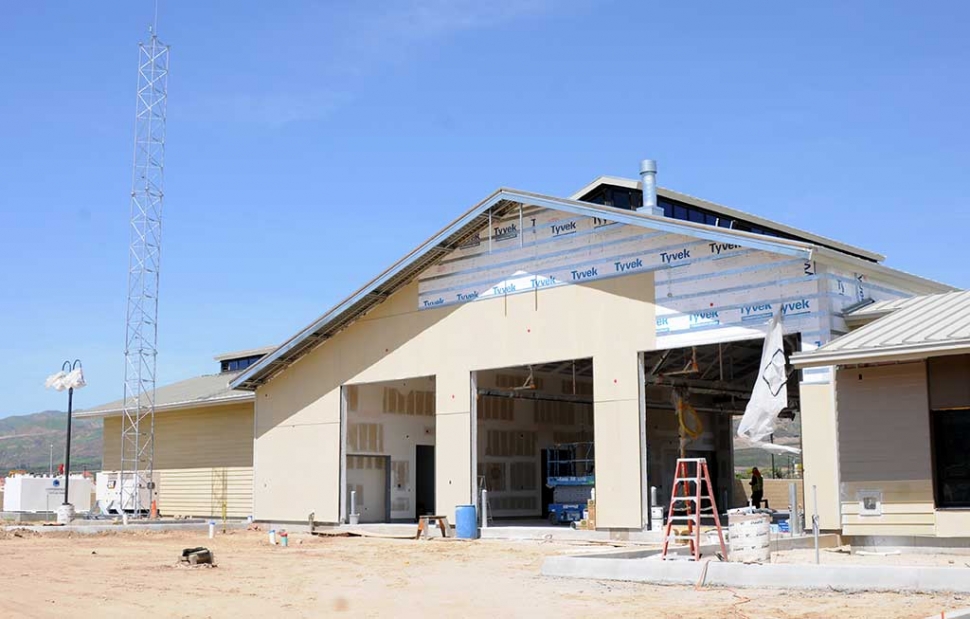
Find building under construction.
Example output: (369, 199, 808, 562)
(220, 161, 948, 532)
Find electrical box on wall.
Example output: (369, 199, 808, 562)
(857, 490, 883, 516)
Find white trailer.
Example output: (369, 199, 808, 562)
(2, 475, 94, 513)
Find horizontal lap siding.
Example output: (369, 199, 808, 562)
(158, 467, 253, 518)
(836, 364, 935, 536)
(103, 404, 254, 518)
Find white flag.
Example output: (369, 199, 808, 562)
(737, 309, 798, 453)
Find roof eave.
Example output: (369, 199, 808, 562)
(792, 339, 970, 368)
(213, 346, 277, 362)
(810, 246, 956, 295)
(571, 176, 886, 262)
(75, 392, 255, 419)
(231, 188, 815, 392)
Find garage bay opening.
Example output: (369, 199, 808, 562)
(643, 336, 802, 528)
(474, 359, 594, 527)
(342, 376, 436, 523)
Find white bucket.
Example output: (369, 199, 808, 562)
(729, 514, 770, 563)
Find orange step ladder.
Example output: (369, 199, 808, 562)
(660, 457, 728, 561)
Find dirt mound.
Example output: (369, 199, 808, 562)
(0, 528, 40, 540)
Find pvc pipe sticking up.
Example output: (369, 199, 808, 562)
(639, 159, 662, 216)
(812, 484, 820, 564)
(481, 488, 489, 529)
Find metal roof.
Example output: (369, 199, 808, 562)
(231, 188, 828, 391)
(78, 371, 254, 418)
(213, 346, 277, 362)
(230, 187, 952, 391)
(792, 290, 970, 368)
(570, 176, 886, 262)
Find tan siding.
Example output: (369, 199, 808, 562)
(837, 363, 931, 483)
(836, 364, 935, 536)
(102, 403, 254, 518)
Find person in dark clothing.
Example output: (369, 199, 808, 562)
(750, 467, 764, 508)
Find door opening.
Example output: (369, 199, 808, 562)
(415, 445, 435, 517)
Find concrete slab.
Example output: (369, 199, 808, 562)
(1, 511, 58, 523)
(849, 535, 970, 554)
(481, 526, 662, 543)
(565, 534, 838, 560)
(542, 552, 970, 593)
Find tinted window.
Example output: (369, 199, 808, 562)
(933, 411, 970, 508)
(611, 191, 630, 210)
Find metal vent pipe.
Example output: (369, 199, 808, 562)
(639, 159, 662, 216)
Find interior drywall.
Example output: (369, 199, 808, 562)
(344, 378, 435, 522)
(475, 365, 594, 519)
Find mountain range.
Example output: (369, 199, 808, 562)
(0, 410, 102, 474)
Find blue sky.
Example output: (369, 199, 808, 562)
(1, 1, 967, 417)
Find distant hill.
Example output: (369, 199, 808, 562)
(732, 414, 801, 477)
(0, 410, 101, 474)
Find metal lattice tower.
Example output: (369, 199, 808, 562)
(120, 26, 169, 515)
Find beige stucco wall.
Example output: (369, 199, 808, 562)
(103, 402, 254, 518)
(254, 273, 655, 527)
(800, 381, 841, 530)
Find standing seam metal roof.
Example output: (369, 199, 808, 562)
(78, 371, 253, 418)
(792, 290, 970, 367)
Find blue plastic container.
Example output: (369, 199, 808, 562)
(455, 504, 479, 539)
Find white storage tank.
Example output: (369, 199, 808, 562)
(2, 475, 94, 513)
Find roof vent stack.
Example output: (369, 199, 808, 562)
(639, 159, 663, 216)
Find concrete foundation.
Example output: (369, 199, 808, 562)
(848, 535, 970, 554)
(316, 522, 667, 543)
(1, 511, 58, 523)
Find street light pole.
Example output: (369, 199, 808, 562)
(45, 359, 84, 524)
(63, 364, 76, 507)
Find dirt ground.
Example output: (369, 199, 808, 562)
(0, 528, 965, 618)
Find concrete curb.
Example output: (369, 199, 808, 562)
(542, 555, 970, 593)
(4, 521, 249, 535)
(929, 608, 970, 619)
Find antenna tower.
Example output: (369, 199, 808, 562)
(119, 17, 169, 515)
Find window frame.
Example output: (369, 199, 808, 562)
(930, 407, 970, 509)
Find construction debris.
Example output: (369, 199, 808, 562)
(178, 546, 215, 566)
